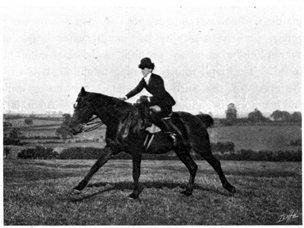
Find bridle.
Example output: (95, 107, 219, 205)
(73, 98, 142, 134)
(80, 116, 104, 133)
(73, 99, 104, 133)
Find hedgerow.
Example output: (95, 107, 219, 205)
(213, 149, 301, 162)
(57, 147, 101, 159)
(16, 146, 301, 162)
(18, 146, 58, 159)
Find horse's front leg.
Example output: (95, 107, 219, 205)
(72, 146, 113, 193)
(129, 152, 142, 199)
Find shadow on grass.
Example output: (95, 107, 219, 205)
(68, 187, 117, 202)
(67, 181, 231, 202)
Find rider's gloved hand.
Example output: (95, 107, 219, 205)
(119, 96, 127, 101)
(149, 105, 161, 112)
(139, 95, 150, 104)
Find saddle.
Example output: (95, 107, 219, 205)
(118, 103, 188, 147)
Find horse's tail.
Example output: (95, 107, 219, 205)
(196, 113, 214, 128)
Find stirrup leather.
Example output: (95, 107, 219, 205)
(144, 133, 155, 150)
(162, 117, 187, 145)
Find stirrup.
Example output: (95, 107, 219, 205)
(144, 133, 155, 150)
(145, 124, 161, 133)
(170, 133, 177, 145)
(164, 132, 177, 145)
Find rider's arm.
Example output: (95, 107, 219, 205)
(125, 78, 146, 100)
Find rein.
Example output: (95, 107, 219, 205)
(77, 102, 145, 134)
(82, 116, 104, 132)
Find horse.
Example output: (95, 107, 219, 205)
(68, 87, 236, 199)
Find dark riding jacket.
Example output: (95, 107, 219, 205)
(125, 73, 176, 116)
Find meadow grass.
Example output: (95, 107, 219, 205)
(16, 124, 301, 151)
(4, 159, 302, 225)
(209, 125, 301, 151)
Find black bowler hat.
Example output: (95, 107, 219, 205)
(138, 57, 155, 70)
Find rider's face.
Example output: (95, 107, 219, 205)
(141, 68, 152, 77)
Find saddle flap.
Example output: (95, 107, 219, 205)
(117, 103, 150, 139)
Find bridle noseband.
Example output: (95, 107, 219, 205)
(80, 116, 104, 133)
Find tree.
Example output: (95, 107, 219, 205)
(225, 103, 237, 125)
(281, 111, 291, 121)
(248, 108, 264, 123)
(270, 110, 283, 121)
(24, 118, 33, 125)
(291, 112, 301, 122)
(3, 122, 22, 145)
(271, 110, 296, 122)
(55, 127, 73, 140)
(55, 113, 73, 140)
(62, 113, 71, 125)
(3, 122, 12, 139)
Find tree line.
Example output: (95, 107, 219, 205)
(224, 103, 301, 126)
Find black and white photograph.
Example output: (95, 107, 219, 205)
(2, 0, 302, 225)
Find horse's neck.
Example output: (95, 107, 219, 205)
(93, 93, 132, 125)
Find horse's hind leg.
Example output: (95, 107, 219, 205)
(129, 152, 142, 199)
(73, 147, 113, 193)
(194, 145, 236, 194)
(175, 145, 198, 196)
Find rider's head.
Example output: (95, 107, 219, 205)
(139, 57, 154, 77)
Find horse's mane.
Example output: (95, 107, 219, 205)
(88, 91, 133, 111)
(83, 91, 145, 137)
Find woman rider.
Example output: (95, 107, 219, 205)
(121, 57, 181, 144)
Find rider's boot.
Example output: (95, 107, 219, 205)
(161, 117, 187, 146)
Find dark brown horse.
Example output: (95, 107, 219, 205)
(69, 87, 236, 199)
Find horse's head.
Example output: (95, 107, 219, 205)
(69, 87, 95, 135)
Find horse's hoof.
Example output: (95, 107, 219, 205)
(71, 189, 82, 195)
(229, 186, 236, 194)
(128, 193, 139, 199)
(180, 190, 192, 196)
(224, 183, 236, 195)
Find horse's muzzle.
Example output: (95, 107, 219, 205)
(69, 124, 83, 135)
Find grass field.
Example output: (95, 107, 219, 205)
(8, 124, 301, 153)
(3, 159, 302, 225)
(208, 125, 302, 151)
(5, 117, 301, 151)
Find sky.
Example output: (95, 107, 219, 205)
(1, 1, 302, 117)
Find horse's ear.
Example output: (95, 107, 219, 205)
(80, 87, 86, 94)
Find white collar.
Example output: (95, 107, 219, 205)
(144, 73, 152, 84)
